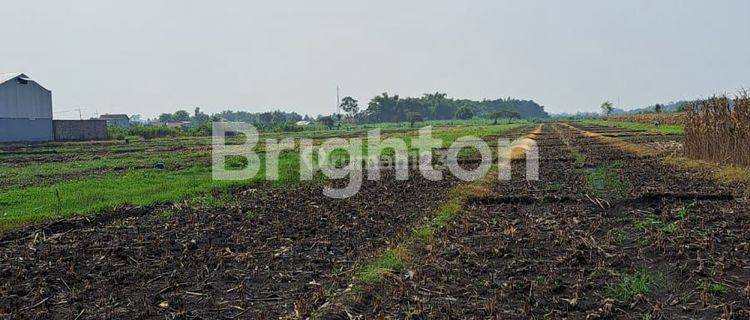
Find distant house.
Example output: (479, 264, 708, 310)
(99, 114, 130, 128)
(296, 120, 311, 126)
(0, 73, 54, 143)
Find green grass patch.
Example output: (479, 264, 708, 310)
(702, 281, 727, 296)
(582, 120, 684, 135)
(0, 150, 209, 188)
(585, 165, 629, 199)
(612, 229, 628, 244)
(676, 201, 696, 220)
(432, 199, 463, 229)
(0, 123, 523, 230)
(607, 269, 662, 300)
(635, 215, 678, 234)
(545, 182, 563, 191)
(0, 152, 304, 229)
(355, 248, 407, 284)
(411, 225, 436, 243)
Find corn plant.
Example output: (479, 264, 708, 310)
(684, 92, 750, 167)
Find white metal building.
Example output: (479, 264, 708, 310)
(0, 73, 54, 143)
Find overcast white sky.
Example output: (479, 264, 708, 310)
(1, 0, 749, 119)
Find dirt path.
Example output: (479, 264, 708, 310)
(327, 123, 749, 319)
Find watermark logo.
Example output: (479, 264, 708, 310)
(212, 122, 538, 198)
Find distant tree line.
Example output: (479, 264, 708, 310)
(147, 92, 547, 134)
(214, 110, 310, 124)
(597, 100, 692, 116)
(340, 92, 548, 124)
(155, 108, 313, 131)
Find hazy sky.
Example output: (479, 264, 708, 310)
(2, 1, 749, 119)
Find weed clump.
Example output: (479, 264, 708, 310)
(607, 269, 662, 300)
(635, 215, 677, 234)
(699, 280, 727, 297)
(412, 225, 435, 243)
(355, 248, 407, 284)
(585, 165, 629, 200)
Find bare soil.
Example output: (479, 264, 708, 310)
(0, 171, 460, 319)
(325, 123, 749, 319)
(0, 127, 531, 319)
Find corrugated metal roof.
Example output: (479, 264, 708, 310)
(0, 72, 25, 85)
(100, 114, 130, 120)
(0, 73, 51, 92)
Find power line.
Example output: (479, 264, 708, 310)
(53, 107, 87, 119)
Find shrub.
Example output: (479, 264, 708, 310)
(607, 269, 662, 300)
(127, 125, 182, 139)
(107, 127, 128, 140)
(586, 165, 629, 199)
(187, 123, 212, 136)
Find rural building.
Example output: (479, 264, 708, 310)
(53, 120, 107, 141)
(0, 73, 54, 143)
(99, 114, 130, 127)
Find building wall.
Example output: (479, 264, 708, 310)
(0, 118, 54, 143)
(0, 79, 53, 119)
(105, 119, 130, 128)
(53, 120, 108, 141)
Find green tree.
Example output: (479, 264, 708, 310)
(191, 107, 210, 126)
(366, 93, 401, 123)
(318, 115, 335, 129)
(504, 110, 521, 123)
(406, 112, 423, 127)
(455, 106, 474, 120)
(258, 112, 273, 124)
(654, 104, 663, 113)
(600, 101, 614, 116)
(158, 113, 173, 123)
(340, 96, 359, 118)
(173, 110, 191, 121)
(489, 110, 520, 124)
(271, 110, 287, 124)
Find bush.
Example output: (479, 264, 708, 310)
(455, 106, 474, 120)
(187, 123, 212, 136)
(109, 125, 182, 140)
(107, 127, 128, 140)
(257, 122, 304, 133)
(132, 126, 182, 139)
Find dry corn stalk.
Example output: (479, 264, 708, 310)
(684, 92, 750, 167)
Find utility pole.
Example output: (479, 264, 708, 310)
(336, 86, 340, 115)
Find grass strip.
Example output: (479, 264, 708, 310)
(581, 119, 684, 135)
